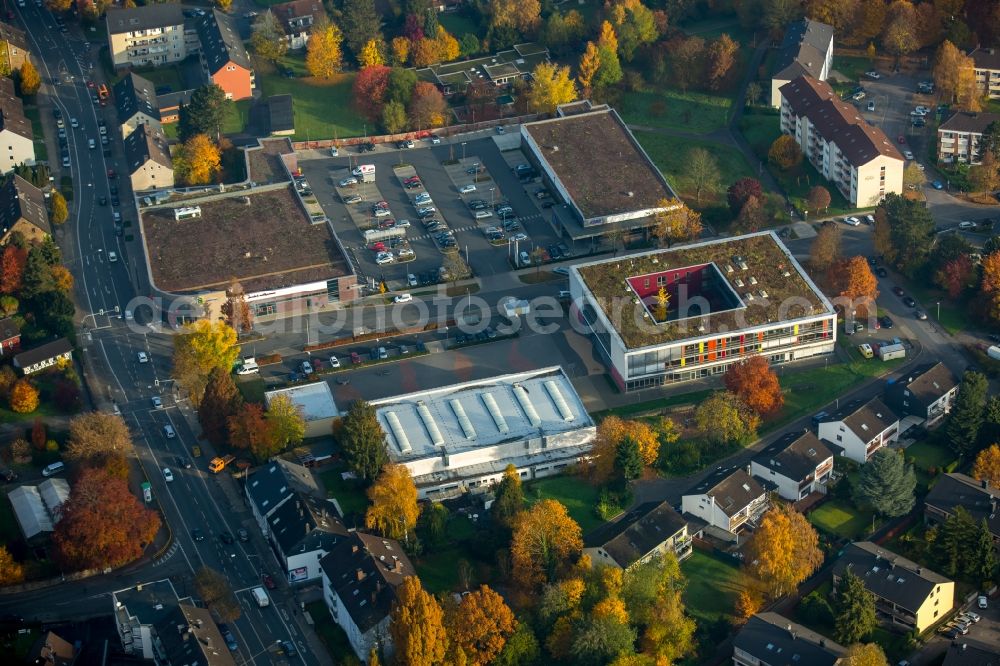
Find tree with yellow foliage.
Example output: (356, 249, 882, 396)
(49, 190, 69, 224)
(305, 18, 344, 79)
(0, 545, 24, 585)
(745, 502, 823, 598)
(9, 379, 38, 414)
(17, 60, 40, 96)
(510, 499, 582, 588)
(172, 320, 240, 405)
(358, 38, 385, 68)
(390, 36, 410, 65)
(590, 415, 660, 482)
(390, 577, 449, 666)
(51, 265, 73, 292)
(972, 443, 1000, 488)
(577, 41, 601, 95)
(365, 463, 420, 542)
(447, 585, 516, 665)
(433, 26, 460, 62)
(527, 62, 576, 114)
(653, 199, 703, 247)
(176, 134, 221, 186)
(843, 643, 889, 666)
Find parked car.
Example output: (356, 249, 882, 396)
(218, 625, 238, 651)
(892, 286, 905, 297)
(843, 217, 861, 226)
(867, 100, 875, 111)
(914, 309, 927, 320)
(880, 315, 894, 329)
(459, 184, 477, 194)
(338, 177, 357, 187)
(393, 293, 412, 304)
(262, 573, 276, 589)
(902, 296, 916, 307)
(864, 70, 881, 79)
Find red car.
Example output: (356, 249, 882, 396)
(262, 574, 276, 590)
(86, 80, 95, 88)
(897, 135, 905, 144)
(351, 351, 362, 364)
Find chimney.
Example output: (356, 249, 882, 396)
(356, 568, 365, 581)
(394, 559, 404, 573)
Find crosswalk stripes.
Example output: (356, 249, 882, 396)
(153, 540, 180, 567)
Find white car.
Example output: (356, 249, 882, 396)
(417, 206, 436, 216)
(913, 106, 928, 116)
(137, 351, 149, 363)
(351, 166, 363, 176)
(864, 70, 881, 79)
(903, 150, 914, 160)
(978, 595, 988, 609)
(958, 220, 977, 229)
(396, 219, 411, 228)
(163, 468, 173, 482)
(459, 184, 477, 194)
(70, 117, 79, 128)
(512, 232, 528, 241)
(151, 396, 163, 408)
(428, 135, 441, 144)
(330, 146, 339, 157)
(328, 355, 341, 368)
(394, 293, 412, 303)
(844, 217, 861, 226)
(88, 138, 96, 149)
(407, 273, 418, 287)
(373, 208, 392, 217)
(960, 611, 981, 623)
(866, 101, 875, 112)
(375, 252, 394, 265)
(338, 177, 357, 187)
(414, 193, 432, 204)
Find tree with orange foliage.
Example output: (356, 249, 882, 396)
(389, 577, 449, 666)
(408, 81, 448, 130)
(9, 379, 38, 414)
(447, 585, 516, 665)
(980, 252, 1000, 324)
(0, 545, 24, 585)
(30, 417, 45, 451)
(228, 402, 269, 452)
(828, 255, 880, 318)
(972, 443, 1000, 488)
(0, 244, 27, 294)
(510, 499, 582, 589)
(745, 502, 823, 598)
(50, 265, 74, 292)
(53, 468, 160, 570)
(590, 415, 660, 482)
(724, 355, 784, 417)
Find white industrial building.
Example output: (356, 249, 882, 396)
(265, 381, 338, 439)
(369, 367, 596, 499)
(8, 478, 69, 540)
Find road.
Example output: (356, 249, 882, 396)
(5, 5, 319, 663)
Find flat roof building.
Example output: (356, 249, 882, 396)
(265, 381, 338, 439)
(414, 43, 548, 95)
(568, 231, 837, 391)
(520, 107, 680, 241)
(370, 367, 596, 499)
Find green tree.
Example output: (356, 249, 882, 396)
(340, 0, 382, 55)
(687, 147, 719, 205)
(197, 367, 242, 447)
(178, 84, 230, 142)
(494, 622, 540, 666)
(853, 447, 916, 517)
(695, 391, 760, 445)
(385, 67, 418, 107)
(340, 399, 388, 481)
(382, 100, 408, 133)
(873, 194, 935, 277)
(615, 436, 643, 481)
(250, 10, 288, 63)
(491, 463, 524, 528)
(835, 569, 877, 644)
(970, 518, 998, 583)
(569, 616, 636, 666)
(946, 370, 988, 456)
(265, 394, 305, 455)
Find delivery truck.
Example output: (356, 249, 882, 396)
(208, 455, 235, 473)
(251, 587, 270, 608)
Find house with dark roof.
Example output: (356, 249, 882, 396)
(779, 76, 903, 207)
(105, 4, 191, 69)
(942, 637, 1000, 666)
(0, 317, 20, 356)
(924, 473, 999, 545)
(271, 0, 326, 50)
(0, 24, 30, 73)
(770, 19, 835, 108)
(681, 466, 769, 537)
(13, 337, 72, 375)
(0, 76, 34, 174)
(751, 430, 834, 501)
(937, 111, 1000, 165)
(0, 175, 49, 246)
(245, 458, 346, 583)
(267, 94, 294, 136)
(196, 10, 255, 101)
(319, 532, 416, 662)
(26, 630, 76, 666)
(733, 612, 846, 666)
(831, 542, 953, 633)
(123, 124, 173, 192)
(114, 72, 163, 139)
(583, 501, 692, 569)
(884, 362, 959, 425)
(970, 47, 1000, 99)
(157, 89, 194, 124)
(816, 396, 899, 464)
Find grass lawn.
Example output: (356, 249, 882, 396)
(620, 89, 733, 135)
(257, 56, 364, 141)
(223, 100, 251, 135)
(305, 602, 361, 666)
(591, 389, 713, 421)
(318, 466, 369, 518)
(808, 498, 878, 540)
(235, 377, 266, 403)
(832, 55, 873, 83)
(681, 550, 745, 624)
(132, 65, 184, 92)
(526, 476, 603, 533)
(23, 106, 47, 162)
(439, 12, 479, 38)
(634, 130, 756, 211)
(905, 439, 955, 472)
(415, 546, 464, 594)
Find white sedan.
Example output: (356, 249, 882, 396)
(844, 217, 861, 226)
(903, 150, 914, 160)
(864, 70, 881, 79)
(163, 468, 174, 482)
(137, 351, 149, 363)
(394, 293, 413, 304)
(958, 220, 977, 229)
(459, 184, 477, 194)
(328, 355, 341, 368)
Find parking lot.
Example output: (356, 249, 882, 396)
(297, 134, 567, 289)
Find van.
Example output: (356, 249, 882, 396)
(108, 251, 118, 263)
(163, 425, 176, 439)
(236, 358, 259, 375)
(474, 210, 493, 219)
(251, 587, 270, 608)
(42, 461, 65, 477)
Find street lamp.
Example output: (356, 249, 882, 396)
(936, 301, 940, 320)
(461, 142, 466, 162)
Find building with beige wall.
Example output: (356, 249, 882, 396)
(123, 125, 173, 192)
(106, 4, 192, 69)
(971, 47, 1000, 99)
(779, 76, 904, 208)
(0, 77, 33, 175)
(114, 73, 163, 139)
(0, 24, 30, 73)
(937, 111, 1000, 165)
(770, 19, 834, 108)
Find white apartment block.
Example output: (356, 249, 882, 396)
(937, 111, 1000, 165)
(779, 76, 904, 208)
(971, 47, 1000, 99)
(106, 5, 195, 69)
(770, 19, 834, 108)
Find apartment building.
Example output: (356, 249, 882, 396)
(883, 362, 959, 425)
(681, 467, 769, 538)
(106, 4, 192, 69)
(196, 10, 254, 101)
(751, 430, 834, 501)
(123, 124, 174, 192)
(770, 19, 835, 108)
(779, 76, 903, 207)
(0, 78, 34, 175)
(970, 47, 1000, 99)
(937, 111, 1000, 165)
(734, 613, 846, 666)
(584, 501, 693, 569)
(114, 72, 163, 139)
(0, 24, 30, 72)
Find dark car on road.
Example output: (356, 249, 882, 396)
(880, 316, 894, 329)
(892, 286, 905, 297)
(902, 296, 916, 307)
(876, 267, 888, 277)
(220, 531, 234, 544)
(191, 528, 205, 541)
(218, 624, 238, 651)
(262, 573, 277, 589)
(237, 528, 249, 542)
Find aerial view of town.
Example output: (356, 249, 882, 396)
(0, 0, 999, 663)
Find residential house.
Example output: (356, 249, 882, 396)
(0, 175, 49, 246)
(8, 478, 69, 540)
(105, 4, 190, 69)
(196, 10, 254, 101)
(680, 467, 769, 538)
(0, 317, 20, 356)
(319, 532, 416, 662)
(12, 337, 72, 375)
(114, 72, 163, 139)
(924, 473, 999, 545)
(583, 501, 693, 569)
(942, 638, 1000, 666)
(0, 24, 30, 72)
(26, 630, 76, 666)
(157, 89, 194, 125)
(271, 0, 326, 50)
(816, 397, 899, 464)
(884, 362, 959, 425)
(123, 124, 173, 192)
(751, 430, 834, 501)
(779, 76, 904, 207)
(831, 541, 954, 633)
(0, 77, 34, 174)
(733, 612, 846, 666)
(414, 43, 549, 96)
(245, 457, 346, 583)
(770, 19, 835, 108)
(970, 47, 1000, 99)
(936, 111, 1000, 165)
